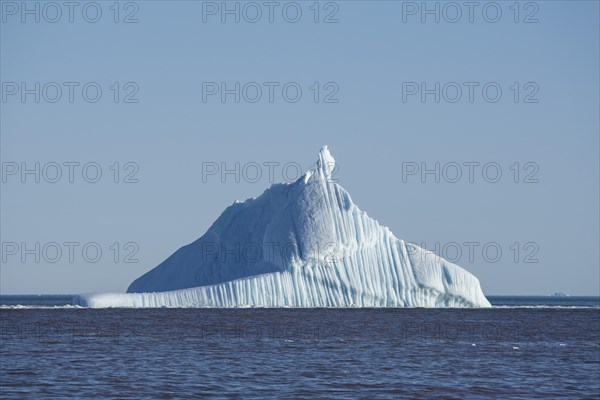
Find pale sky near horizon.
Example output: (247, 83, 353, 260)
(1, 1, 599, 295)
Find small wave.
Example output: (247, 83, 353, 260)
(0, 304, 83, 310)
(492, 305, 599, 309)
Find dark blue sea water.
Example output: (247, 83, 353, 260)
(1, 296, 599, 399)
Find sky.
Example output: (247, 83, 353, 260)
(1, 0, 599, 295)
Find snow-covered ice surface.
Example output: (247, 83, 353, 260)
(75, 146, 491, 308)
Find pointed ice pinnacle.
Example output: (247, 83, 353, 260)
(316, 144, 335, 181)
(75, 146, 492, 308)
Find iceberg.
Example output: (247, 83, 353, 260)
(75, 146, 491, 308)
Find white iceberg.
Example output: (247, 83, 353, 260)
(75, 146, 491, 308)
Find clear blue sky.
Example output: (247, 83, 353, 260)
(1, 1, 598, 295)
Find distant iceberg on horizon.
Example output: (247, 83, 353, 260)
(75, 146, 491, 308)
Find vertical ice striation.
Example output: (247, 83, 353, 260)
(75, 146, 491, 308)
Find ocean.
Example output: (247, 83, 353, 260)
(1, 296, 599, 399)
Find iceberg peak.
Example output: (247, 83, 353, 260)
(315, 144, 335, 181)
